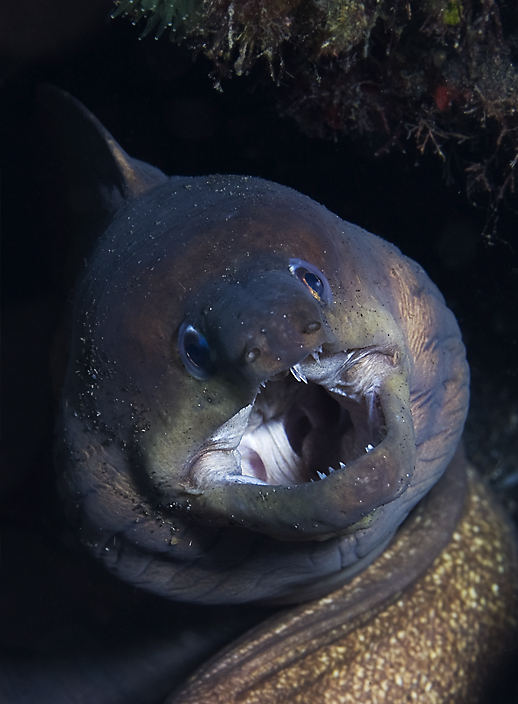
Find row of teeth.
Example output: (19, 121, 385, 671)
(288, 347, 364, 387)
(258, 350, 323, 388)
(311, 462, 343, 481)
(290, 363, 308, 383)
(292, 346, 325, 382)
(288, 347, 324, 384)
(310, 444, 375, 481)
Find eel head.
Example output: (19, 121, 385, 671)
(52, 89, 469, 604)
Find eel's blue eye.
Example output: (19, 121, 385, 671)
(289, 259, 332, 304)
(178, 322, 212, 380)
(303, 271, 324, 298)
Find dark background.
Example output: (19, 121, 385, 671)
(1, 0, 517, 701)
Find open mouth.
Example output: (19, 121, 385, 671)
(192, 348, 391, 488)
(180, 338, 416, 541)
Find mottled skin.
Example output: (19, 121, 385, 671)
(170, 456, 518, 703)
(49, 88, 517, 702)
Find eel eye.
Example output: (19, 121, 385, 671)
(178, 322, 212, 380)
(289, 258, 332, 304)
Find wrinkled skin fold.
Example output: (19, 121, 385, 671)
(46, 87, 518, 703)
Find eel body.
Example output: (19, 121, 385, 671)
(171, 456, 518, 703)
(49, 88, 518, 702)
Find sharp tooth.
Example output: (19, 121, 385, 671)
(365, 443, 374, 453)
(310, 347, 322, 362)
(317, 470, 327, 480)
(328, 466, 336, 474)
(290, 364, 308, 383)
(339, 461, 346, 470)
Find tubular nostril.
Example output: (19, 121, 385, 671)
(245, 347, 261, 364)
(305, 321, 321, 333)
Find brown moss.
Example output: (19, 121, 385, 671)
(113, 0, 518, 205)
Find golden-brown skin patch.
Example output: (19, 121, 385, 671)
(171, 462, 518, 703)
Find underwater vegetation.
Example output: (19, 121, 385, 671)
(114, 0, 518, 211)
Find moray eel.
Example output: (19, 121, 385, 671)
(51, 88, 518, 702)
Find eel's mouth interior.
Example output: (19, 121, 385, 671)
(193, 348, 391, 487)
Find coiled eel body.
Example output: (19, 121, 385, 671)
(52, 89, 518, 703)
